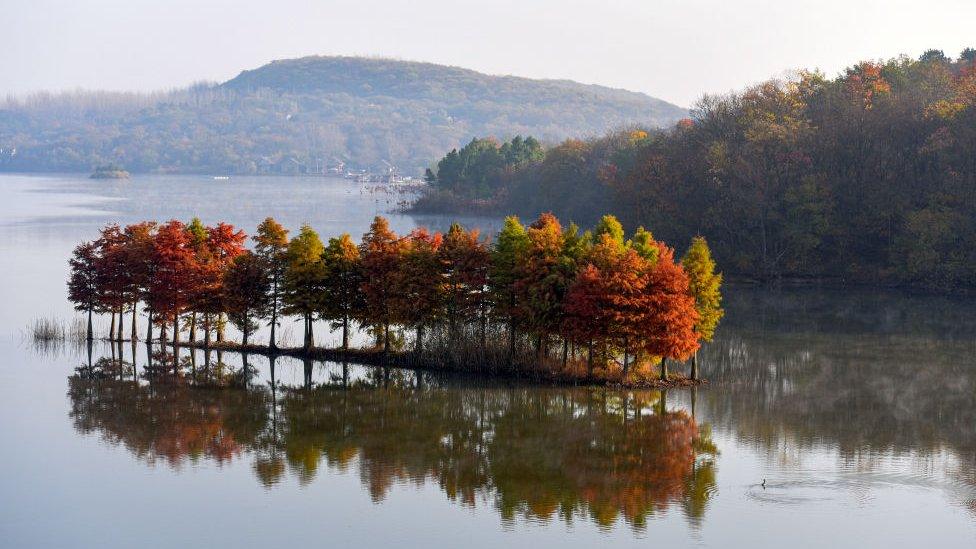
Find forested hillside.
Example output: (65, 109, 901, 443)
(415, 49, 976, 289)
(0, 57, 685, 175)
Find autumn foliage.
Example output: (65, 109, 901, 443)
(67, 213, 721, 383)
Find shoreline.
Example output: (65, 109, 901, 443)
(92, 337, 708, 390)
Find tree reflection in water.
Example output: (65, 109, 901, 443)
(67, 354, 718, 530)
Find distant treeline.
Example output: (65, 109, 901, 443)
(0, 56, 685, 175)
(415, 49, 976, 289)
(67, 214, 723, 384)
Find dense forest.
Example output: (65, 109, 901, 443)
(416, 49, 976, 289)
(0, 56, 685, 175)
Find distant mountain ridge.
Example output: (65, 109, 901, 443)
(224, 56, 677, 111)
(0, 56, 687, 175)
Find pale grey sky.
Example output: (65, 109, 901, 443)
(2, 0, 974, 107)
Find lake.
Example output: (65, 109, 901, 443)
(0, 173, 974, 548)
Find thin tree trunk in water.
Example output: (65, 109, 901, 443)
(86, 307, 93, 341)
(691, 351, 699, 381)
(660, 357, 668, 381)
(308, 315, 315, 349)
(86, 340, 93, 373)
(117, 306, 124, 341)
(204, 315, 212, 348)
(561, 339, 568, 370)
(189, 312, 196, 343)
(415, 325, 424, 354)
(116, 339, 124, 380)
(383, 323, 390, 354)
(269, 307, 277, 350)
(109, 311, 116, 342)
(130, 339, 137, 381)
(144, 341, 153, 372)
(216, 314, 225, 343)
(159, 320, 167, 344)
(173, 314, 180, 346)
(242, 316, 249, 347)
(341, 315, 349, 350)
(130, 303, 138, 341)
(145, 309, 153, 342)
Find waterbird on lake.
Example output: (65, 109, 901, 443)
(761, 479, 766, 489)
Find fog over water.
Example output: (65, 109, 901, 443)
(0, 173, 974, 548)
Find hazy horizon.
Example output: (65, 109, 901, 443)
(3, 0, 975, 107)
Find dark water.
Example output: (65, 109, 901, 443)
(0, 174, 974, 547)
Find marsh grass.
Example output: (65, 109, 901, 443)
(25, 316, 88, 342)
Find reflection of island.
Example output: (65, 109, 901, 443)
(68, 367, 718, 530)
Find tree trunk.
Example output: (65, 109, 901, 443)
(660, 357, 668, 381)
(308, 315, 314, 349)
(415, 325, 424, 354)
(302, 314, 310, 352)
(130, 303, 138, 341)
(216, 314, 225, 343)
(86, 307, 94, 341)
(204, 315, 212, 348)
(341, 315, 349, 350)
(109, 311, 116, 342)
(117, 306, 124, 341)
(145, 309, 153, 342)
(561, 339, 568, 370)
(173, 314, 180, 346)
(269, 309, 277, 350)
(189, 312, 197, 343)
(691, 351, 699, 381)
(383, 323, 390, 354)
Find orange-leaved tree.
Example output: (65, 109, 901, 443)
(643, 242, 700, 381)
(359, 216, 405, 353)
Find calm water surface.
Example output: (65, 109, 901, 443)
(0, 173, 974, 548)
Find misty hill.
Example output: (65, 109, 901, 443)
(0, 56, 686, 175)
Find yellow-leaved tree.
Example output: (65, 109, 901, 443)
(681, 236, 724, 380)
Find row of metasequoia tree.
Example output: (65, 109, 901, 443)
(67, 213, 723, 381)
